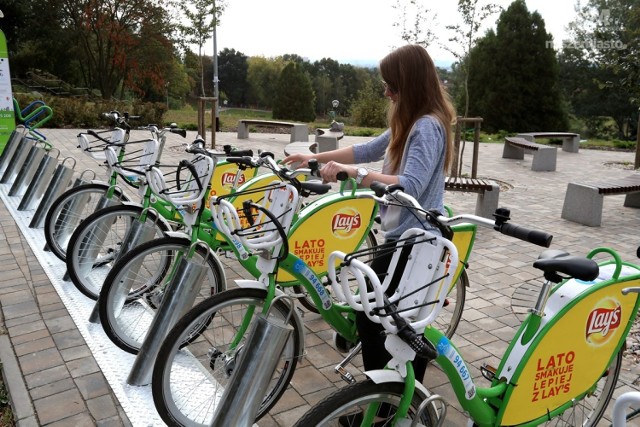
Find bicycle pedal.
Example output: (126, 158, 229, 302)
(481, 363, 497, 381)
(335, 365, 356, 384)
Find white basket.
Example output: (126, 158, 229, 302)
(328, 228, 459, 334)
(104, 138, 159, 177)
(210, 182, 299, 255)
(77, 128, 126, 161)
(146, 154, 214, 207)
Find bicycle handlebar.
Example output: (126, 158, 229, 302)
(366, 181, 553, 248)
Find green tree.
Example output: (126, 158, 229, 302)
(246, 56, 286, 109)
(443, 0, 501, 117)
(349, 79, 387, 128)
(272, 62, 315, 122)
(178, 0, 226, 96)
(467, 0, 568, 132)
(218, 48, 248, 107)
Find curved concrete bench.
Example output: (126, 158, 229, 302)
(503, 137, 557, 171)
(516, 132, 580, 153)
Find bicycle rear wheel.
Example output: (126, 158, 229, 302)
(98, 236, 224, 354)
(293, 379, 438, 427)
(539, 349, 622, 427)
(65, 204, 170, 299)
(152, 288, 302, 427)
(44, 183, 129, 261)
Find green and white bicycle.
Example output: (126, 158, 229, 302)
(294, 182, 640, 427)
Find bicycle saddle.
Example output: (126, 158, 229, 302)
(533, 249, 599, 282)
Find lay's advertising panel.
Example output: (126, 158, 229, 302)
(278, 195, 377, 282)
(499, 279, 640, 425)
(0, 29, 15, 154)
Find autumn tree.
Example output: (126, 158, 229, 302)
(59, 0, 177, 99)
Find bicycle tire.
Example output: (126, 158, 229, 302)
(65, 204, 171, 300)
(152, 287, 302, 427)
(98, 236, 224, 354)
(432, 268, 467, 339)
(293, 229, 379, 313)
(43, 183, 129, 261)
(538, 349, 622, 427)
(293, 379, 438, 427)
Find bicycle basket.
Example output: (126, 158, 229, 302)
(210, 182, 299, 257)
(77, 128, 126, 161)
(146, 153, 215, 208)
(328, 228, 459, 333)
(104, 138, 159, 178)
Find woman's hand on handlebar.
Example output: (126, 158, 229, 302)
(282, 152, 315, 168)
(319, 161, 355, 183)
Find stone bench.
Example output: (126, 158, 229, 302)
(516, 132, 581, 153)
(445, 176, 500, 218)
(561, 174, 640, 226)
(237, 119, 309, 143)
(503, 137, 557, 171)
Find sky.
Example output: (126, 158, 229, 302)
(208, 0, 579, 68)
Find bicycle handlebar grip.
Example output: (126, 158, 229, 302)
(336, 171, 348, 181)
(498, 223, 553, 247)
(226, 149, 254, 157)
(225, 156, 255, 167)
(171, 128, 187, 138)
(260, 151, 275, 159)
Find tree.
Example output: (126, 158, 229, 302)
(564, 0, 640, 165)
(246, 56, 286, 109)
(178, 0, 226, 96)
(443, 0, 501, 117)
(59, 0, 176, 99)
(218, 48, 248, 106)
(272, 62, 315, 122)
(392, 0, 437, 47)
(467, 0, 568, 132)
(349, 80, 388, 128)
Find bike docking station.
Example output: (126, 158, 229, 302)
(127, 242, 211, 386)
(18, 147, 60, 210)
(211, 295, 295, 427)
(28, 156, 76, 228)
(39, 169, 95, 246)
(87, 208, 160, 324)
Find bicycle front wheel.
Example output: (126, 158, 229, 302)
(44, 183, 129, 261)
(432, 268, 467, 338)
(539, 349, 622, 427)
(293, 380, 437, 427)
(98, 236, 224, 354)
(152, 288, 302, 427)
(66, 204, 170, 299)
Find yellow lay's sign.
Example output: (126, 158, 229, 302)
(499, 279, 639, 425)
(208, 162, 258, 198)
(278, 196, 376, 282)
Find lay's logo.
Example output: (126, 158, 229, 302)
(221, 172, 245, 187)
(332, 208, 361, 238)
(585, 300, 621, 346)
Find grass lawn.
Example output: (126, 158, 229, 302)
(164, 107, 633, 151)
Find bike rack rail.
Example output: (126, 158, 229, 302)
(29, 157, 76, 229)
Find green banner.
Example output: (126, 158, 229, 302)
(0, 29, 15, 154)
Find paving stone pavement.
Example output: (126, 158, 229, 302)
(0, 127, 638, 426)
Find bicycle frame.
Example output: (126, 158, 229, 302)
(418, 248, 640, 427)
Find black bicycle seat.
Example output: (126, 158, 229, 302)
(533, 250, 599, 282)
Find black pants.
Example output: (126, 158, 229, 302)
(356, 239, 428, 381)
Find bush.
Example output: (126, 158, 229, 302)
(612, 139, 636, 149)
(349, 80, 387, 128)
(13, 94, 167, 128)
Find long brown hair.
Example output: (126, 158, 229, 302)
(379, 44, 456, 174)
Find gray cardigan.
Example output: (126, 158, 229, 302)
(352, 115, 446, 240)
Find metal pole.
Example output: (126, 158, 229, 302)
(212, 0, 219, 147)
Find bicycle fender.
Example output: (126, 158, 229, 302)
(234, 280, 306, 351)
(163, 230, 190, 240)
(364, 369, 430, 398)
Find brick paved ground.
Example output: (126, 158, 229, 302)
(0, 127, 638, 426)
